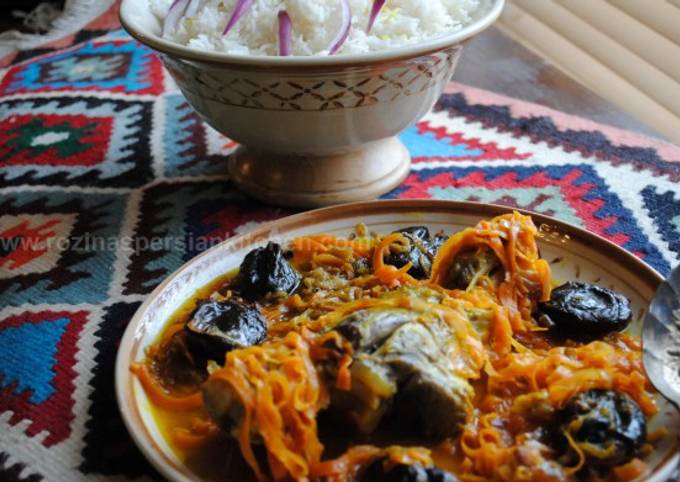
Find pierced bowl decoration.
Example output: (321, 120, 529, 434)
(644, 264, 680, 410)
(119, 0, 504, 207)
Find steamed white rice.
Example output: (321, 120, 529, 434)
(150, 0, 480, 56)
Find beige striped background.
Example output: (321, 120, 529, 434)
(498, 0, 680, 143)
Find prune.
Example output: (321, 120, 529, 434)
(442, 247, 501, 290)
(398, 226, 430, 240)
(559, 389, 646, 467)
(361, 459, 458, 482)
(185, 298, 266, 362)
(238, 242, 301, 301)
(385, 226, 447, 279)
(538, 282, 632, 335)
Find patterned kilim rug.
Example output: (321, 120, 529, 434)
(1, 3, 680, 481)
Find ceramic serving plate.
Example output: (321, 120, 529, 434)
(115, 200, 680, 481)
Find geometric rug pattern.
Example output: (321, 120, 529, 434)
(1, 8, 679, 481)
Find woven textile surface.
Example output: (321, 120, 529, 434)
(1, 4, 680, 482)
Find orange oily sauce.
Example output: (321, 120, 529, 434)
(138, 213, 657, 482)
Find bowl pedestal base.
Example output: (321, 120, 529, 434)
(228, 137, 411, 208)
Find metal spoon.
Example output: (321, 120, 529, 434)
(643, 263, 680, 409)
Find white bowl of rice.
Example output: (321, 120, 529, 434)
(120, 0, 504, 207)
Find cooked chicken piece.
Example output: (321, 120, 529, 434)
(202, 376, 244, 434)
(330, 305, 476, 441)
(202, 289, 481, 451)
(151, 330, 207, 394)
(336, 308, 418, 352)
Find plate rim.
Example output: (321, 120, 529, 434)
(115, 199, 676, 482)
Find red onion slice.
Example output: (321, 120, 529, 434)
(223, 0, 254, 35)
(185, 0, 200, 18)
(367, 0, 386, 33)
(328, 0, 351, 55)
(278, 10, 293, 56)
(162, 0, 190, 37)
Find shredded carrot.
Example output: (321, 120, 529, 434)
(458, 331, 657, 481)
(130, 363, 203, 411)
(563, 430, 587, 476)
(430, 212, 551, 333)
(261, 304, 282, 321)
(171, 419, 222, 450)
(134, 213, 662, 482)
(372, 233, 417, 287)
(292, 234, 373, 266)
(459, 413, 514, 479)
(488, 305, 513, 357)
(284, 294, 307, 311)
(612, 458, 649, 481)
(207, 332, 329, 481)
(313, 252, 348, 268)
(372, 233, 402, 271)
(485, 341, 656, 416)
(310, 330, 354, 391)
(336, 353, 353, 391)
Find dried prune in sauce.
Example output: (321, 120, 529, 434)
(238, 242, 301, 300)
(398, 225, 431, 240)
(538, 282, 632, 335)
(384, 226, 447, 279)
(442, 247, 501, 290)
(559, 389, 646, 467)
(185, 298, 266, 362)
(361, 459, 459, 482)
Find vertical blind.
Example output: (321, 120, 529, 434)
(497, 0, 680, 142)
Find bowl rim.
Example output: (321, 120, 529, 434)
(115, 199, 678, 482)
(119, 0, 504, 69)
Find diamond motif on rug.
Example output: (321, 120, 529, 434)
(435, 92, 680, 182)
(642, 186, 680, 260)
(0, 113, 113, 167)
(163, 94, 233, 177)
(124, 181, 290, 295)
(386, 164, 670, 273)
(0, 97, 153, 187)
(0, 452, 42, 482)
(0, 214, 76, 278)
(0, 40, 163, 95)
(0, 310, 88, 447)
(0, 191, 127, 305)
(402, 120, 531, 162)
(80, 302, 157, 477)
(40, 53, 131, 84)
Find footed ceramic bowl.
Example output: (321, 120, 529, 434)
(119, 0, 504, 207)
